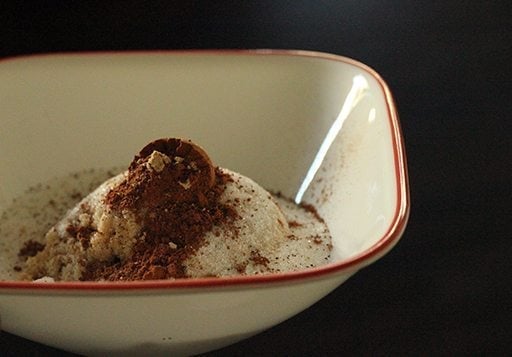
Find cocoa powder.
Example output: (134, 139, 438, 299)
(83, 138, 238, 281)
(18, 239, 45, 258)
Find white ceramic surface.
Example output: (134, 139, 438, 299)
(0, 50, 409, 356)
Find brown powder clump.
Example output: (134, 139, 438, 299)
(18, 240, 45, 258)
(82, 138, 238, 281)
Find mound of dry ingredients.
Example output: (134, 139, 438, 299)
(5, 138, 332, 282)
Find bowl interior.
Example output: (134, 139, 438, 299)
(0, 51, 402, 277)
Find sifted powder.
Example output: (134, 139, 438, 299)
(0, 139, 332, 282)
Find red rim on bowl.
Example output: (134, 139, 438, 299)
(0, 50, 410, 291)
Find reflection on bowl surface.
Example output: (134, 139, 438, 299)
(0, 50, 408, 356)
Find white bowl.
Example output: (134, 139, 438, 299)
(0, 50, 409, 356)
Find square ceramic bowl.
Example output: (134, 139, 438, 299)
(0, 50, 409, 356)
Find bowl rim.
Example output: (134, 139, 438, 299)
(0, 49, 409, 291)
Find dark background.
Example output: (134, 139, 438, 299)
(1, 1, 510, 355)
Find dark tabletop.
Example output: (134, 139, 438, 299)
(1, 1, 510, 356)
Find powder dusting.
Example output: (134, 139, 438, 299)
(0, 139, 332, 282)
